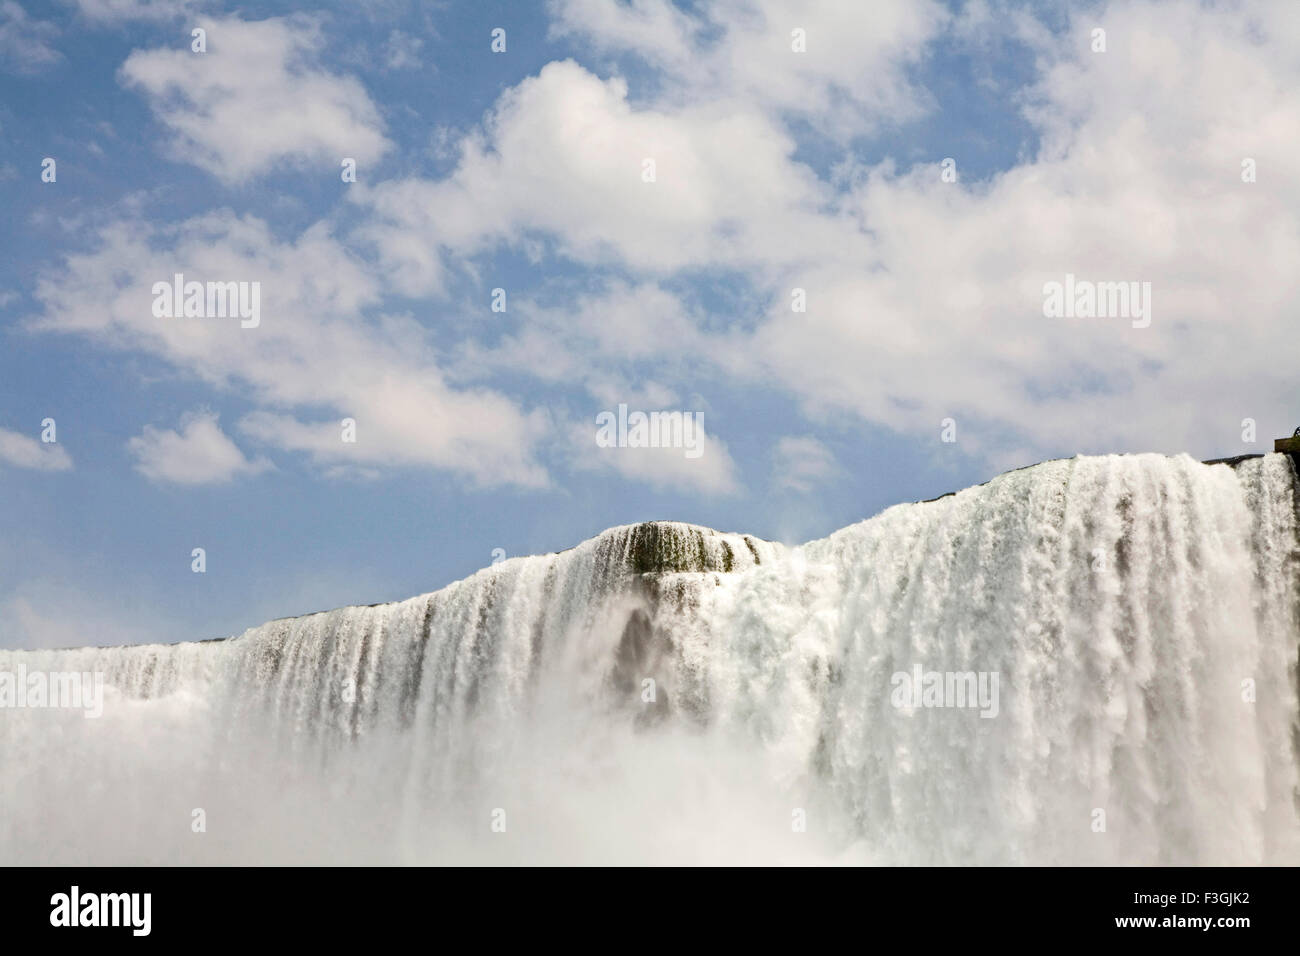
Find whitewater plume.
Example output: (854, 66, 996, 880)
(2, 453, 1297, 864)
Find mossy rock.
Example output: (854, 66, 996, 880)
(618, 522, 763, 574)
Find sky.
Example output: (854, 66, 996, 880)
(1, 0, 1297, 649)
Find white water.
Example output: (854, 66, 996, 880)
(2, 453, 1297, 864)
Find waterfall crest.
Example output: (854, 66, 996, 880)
(2, 454, 1297, 864)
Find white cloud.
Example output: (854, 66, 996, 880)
(568, 418, 740, 495)
(0, 1, 60, 74)
(357, 59, 862, 295)
(734, 0, 1300, 461)
(0, 427, 71, 471)
(366, 0, 1300, 466)
(73, 0, 199, 21)
(547, 0, 700, 74)
(772, 436, 838, 493)
(383, 29, 423, 70)
(548, 0, 948, 137)
(455, 282, 707, 400)
(31, 211, 550, 488)
(120, 15, 391, 184)
(128, 409, 270, 485)
(26, 0, 1300, 494)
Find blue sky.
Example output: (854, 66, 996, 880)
(2, 0, 1297, 648)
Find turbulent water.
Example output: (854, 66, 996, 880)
(2, 453, 1298, 865)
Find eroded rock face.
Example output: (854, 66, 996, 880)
(588, 521, 775, 576)
(589, 523, 781, 726)
(610, 608, 672, 727)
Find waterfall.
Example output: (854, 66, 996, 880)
(2, 453, 1297, 864)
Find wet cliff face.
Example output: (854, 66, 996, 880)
(1, 456, 1298, 865)
(611, 522, 770, 574)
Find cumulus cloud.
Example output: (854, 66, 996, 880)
(0, 1, 61, 74)
(361, 0, 1300, 467)
(30, 212, 550, 488)
(73, 0, 200, 21)
(0, 427, 71, 471)
(35, 0, 1300, 493)
(128, 409, 270, 484)
(120, 15, 390, 184)
(736, 0, 1300, 462)
(547, 0, 948, 136)
(383, 29, 423, 70)
(455, 282, 708, 403)
(568, 417, 740, 495)
(772, 436, 839, 493)
(356, 59, 860, 294)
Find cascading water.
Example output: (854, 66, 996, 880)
(2, 453, 1297, 864)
